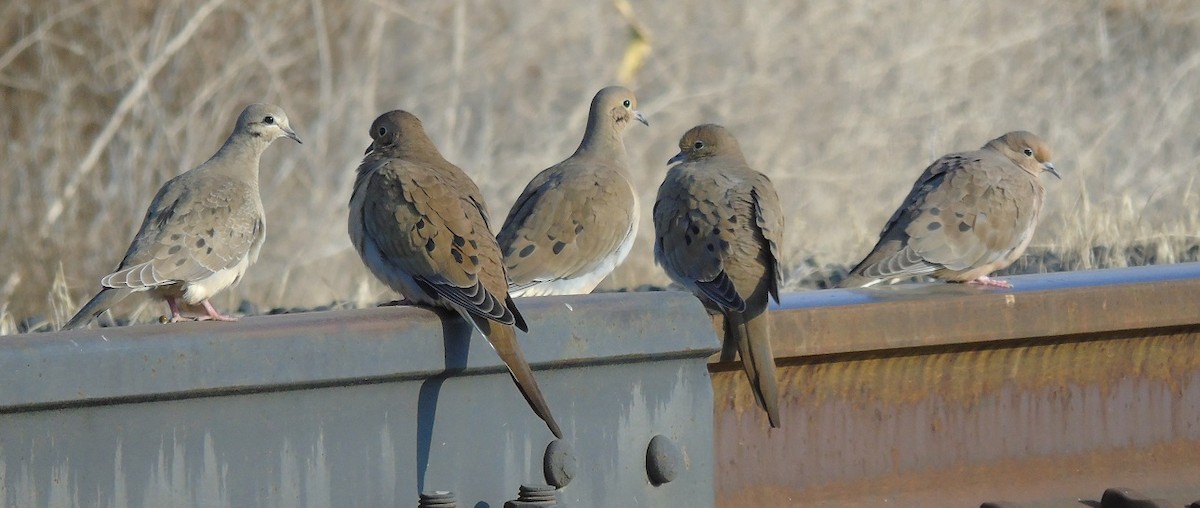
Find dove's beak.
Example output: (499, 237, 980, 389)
(1043, 162, 1061, 180)
(635, 110, 649, 127)
(667, 151, 686, 165)
(364, 142, 375, 156)
(284, 127, 302, 144)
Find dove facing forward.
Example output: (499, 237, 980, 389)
(62, 103, 301, 330)
(839, 131, 1059, 289)
(653, 124, 784, 428)
(348, 110, 563, 439)
(497, 86, 648, 297)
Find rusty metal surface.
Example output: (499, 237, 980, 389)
(711, 263, 1200, 507)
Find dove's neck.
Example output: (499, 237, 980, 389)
(205, 132, 269, 181)
(395, 135, 450, 166)
(572, 119, 628, 164)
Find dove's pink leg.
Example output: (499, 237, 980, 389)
(968, 276, 1012, 288)
(166, 296, 190, 323)
(197, 300, 238, 322)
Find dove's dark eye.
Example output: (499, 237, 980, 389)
(377, 126, 387, 137)
(623, 99, 632, 108)
(1023, 148, 1034, 157)
(263, 116, 275, 125)
(693, 141, 704, 150)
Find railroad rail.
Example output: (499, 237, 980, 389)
(4, 263, 1199, 507)
(714, 262, 1200, 506)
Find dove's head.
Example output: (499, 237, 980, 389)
(237, 103, 301, 144)
(364, 110, 440, 157)
(668, 124, 744, 165)
(989, 131, 1059, 180)
(591, 86, 648, 132)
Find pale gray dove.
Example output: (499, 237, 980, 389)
(839, 131, 1059, 289)
(497, 86, 648, 297)
(653, 124, 784, 428)
(348, 110, 563, 438)
(63, 103, 301, 330)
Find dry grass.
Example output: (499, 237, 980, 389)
(3, 0, 1200, 333)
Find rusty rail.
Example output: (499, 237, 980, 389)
(712, 262, 1200, 507)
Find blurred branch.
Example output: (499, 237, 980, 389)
(43, 0, 228, 235)
(613, 0, 652, 86)
(362, 0, 440, 31)
(0, 0, 102, 76)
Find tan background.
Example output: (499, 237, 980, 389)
(2, 0, 1198, 330)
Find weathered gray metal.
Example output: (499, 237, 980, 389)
(1, 292, 719, 508)
(713, 262, 1200, 506)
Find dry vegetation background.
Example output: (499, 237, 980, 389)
(2, 0, 1200, 333)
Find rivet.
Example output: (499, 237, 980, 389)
(418, 490, 457, 508)
(646, 434, 683, 486)
(543, 439, 577, 488)
(503, 484, 558, 507)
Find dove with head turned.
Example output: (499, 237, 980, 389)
(839, 131, 1059, 289)
(348, 109, 563, 439)
(497, 86, 648, 297)
(653, 124, 784, 428)
(62, 103, 301, 330)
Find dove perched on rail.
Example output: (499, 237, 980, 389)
(653, 124, 784, 428)
(839, 131, 1059, 289)
(63, 103, 301, 330)
(497, 86, 648, 297)
(348, 110, 563, 439)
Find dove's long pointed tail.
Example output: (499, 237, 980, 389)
(62, 287, 135, 330)
(727, 308, 781, 428)
(474, 317, 563, 438)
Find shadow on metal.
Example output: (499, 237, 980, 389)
(0, 292, 720, 508)
(712, 263, 1200, 506)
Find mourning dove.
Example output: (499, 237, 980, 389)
(497, 86, 648, 297)
(653, 124, 784, 428)
(62, 103, 301, 330)
(839, 131, 1060, 289)
(348, 110, 563, 439)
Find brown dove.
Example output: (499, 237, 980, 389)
(839, 131, 1060, 289)
(348, 110, 563, 439)
(653, 124, 784, 428)
(497, 86, 648, 297)
(63, 103, 301, 330)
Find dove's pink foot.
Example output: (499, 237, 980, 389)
(968, 276, 1012, 288)
(166, 296, 190, 323)
(196, 300, 238, 322)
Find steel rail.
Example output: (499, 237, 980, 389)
(711, 262, 1200, 507)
